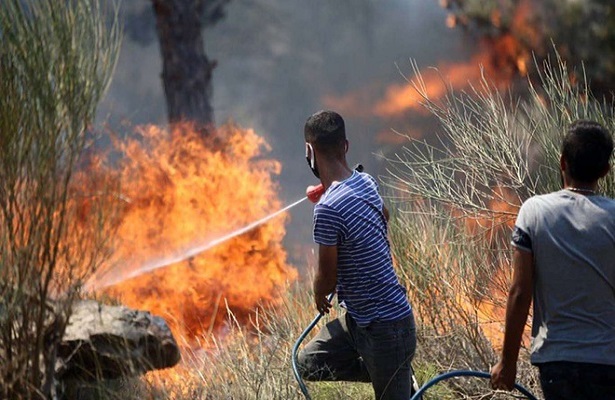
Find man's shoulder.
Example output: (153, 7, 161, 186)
(519, 191, 615, 221)
(321, 172, 373, 203)
(522, 191, 566, 207)
(517, 191, 567, 223)
(519, 192, 552, 210)
(594, 194, 615, 208)
(352, 172, 380, 196)
(526, 190, 615, 206)
(357, 171, 376, 183)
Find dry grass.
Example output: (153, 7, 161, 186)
(118, 282, 375, 400)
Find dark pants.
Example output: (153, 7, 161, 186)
(537, 361, 615, 400)
(297, 312, 416, 400)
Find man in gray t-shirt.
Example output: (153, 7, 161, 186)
(491, 120, 615, 399)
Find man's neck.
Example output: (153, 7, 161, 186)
(320, 160, 352, 189)
(563, 177, 599, 194)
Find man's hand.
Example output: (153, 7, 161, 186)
(490, 360, 516, 391)
(314, 293, 332, 315)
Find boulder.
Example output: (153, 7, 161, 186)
(57, 300, 181, 381)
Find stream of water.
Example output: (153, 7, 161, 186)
(85, 196, 308, 291)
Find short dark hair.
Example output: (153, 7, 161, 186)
(562, 120, 613, 182)
(304, 110, 346, 156)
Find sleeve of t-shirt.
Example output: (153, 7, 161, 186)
(364, 173, 379, 191)
(512, 198, 534, 253)
(313, 204, 344, 246)
(364, 172, 386, 214)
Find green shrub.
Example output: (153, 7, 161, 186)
(0, 1, 120, 398)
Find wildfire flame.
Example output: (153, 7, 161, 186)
(326, 0, 542, 125)
(456, 186, 523, 348)
(92, 122, 296, 340)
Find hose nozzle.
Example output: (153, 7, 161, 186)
(306, 184, 325, 203)
(305, 164, 363, 204)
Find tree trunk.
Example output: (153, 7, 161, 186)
(152, 0, 215, 128)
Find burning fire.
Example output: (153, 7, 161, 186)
(326, 0, 542, 124)
(94, 122, 296, 340)
(457, 186, 522, 348)
(373, 33, 533, 119)
(322, 46, 530, 145)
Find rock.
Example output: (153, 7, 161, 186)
(57, 300, 181, 381)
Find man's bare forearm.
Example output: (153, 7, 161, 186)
(313, 273, 336, 297)
(500, 284, 532, 365)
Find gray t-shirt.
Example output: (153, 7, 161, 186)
(513, 189, 615, 365)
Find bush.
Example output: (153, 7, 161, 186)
(0, 1, 120, 398)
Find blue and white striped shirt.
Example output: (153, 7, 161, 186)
(313, 171, 412, 327)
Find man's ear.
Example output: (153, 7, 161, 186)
(344, 139, 349, 153)
(600, 163, 611, 178)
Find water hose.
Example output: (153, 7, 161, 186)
(291, 310, 323, 399)
(294, 324, 538, 400)
(291, 293, 334, 400)
(410, 369, 537, 400)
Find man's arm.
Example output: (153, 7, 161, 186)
(491, 247, 534, 391)
(314, 244, 338, 314)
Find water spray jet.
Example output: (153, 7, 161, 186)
(85, 196, 309, 291)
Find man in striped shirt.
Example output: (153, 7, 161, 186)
(297, 110, 416, 400)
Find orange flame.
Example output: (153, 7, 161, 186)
(350, 0, 542, 119)
(324, 43, 528, 122)
(96, 122, 296, 340)
(459, 186, 523, 348)
(374, 54, 496, 118)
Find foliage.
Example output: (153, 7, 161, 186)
(442, 0, 615, 93)
(0, 0, 120, 398)
(384, 52, 614, 222)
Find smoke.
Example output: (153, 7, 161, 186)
(96, 0, 474, 265)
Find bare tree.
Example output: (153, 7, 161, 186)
(151, 0, 230, 129)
